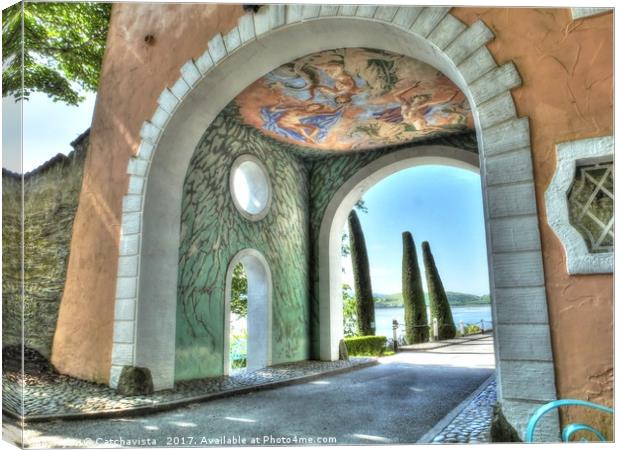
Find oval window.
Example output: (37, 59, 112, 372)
(230, 155, 271, 220)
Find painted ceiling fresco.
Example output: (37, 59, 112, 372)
(234, 48, 474, 151)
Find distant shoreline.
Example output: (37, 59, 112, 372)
(375, 303, 491, 309)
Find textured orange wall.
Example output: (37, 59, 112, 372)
(451, 7, 613, 435)
(51, 3, 244, 383)
(53, 5, 613, 426)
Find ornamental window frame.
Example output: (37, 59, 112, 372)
(545, 136, 614, 275)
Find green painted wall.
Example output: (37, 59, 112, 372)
(176, 107, 310, 381)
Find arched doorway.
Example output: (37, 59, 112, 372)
(318, 145, 479, 360)
(224, 249, 272, 375)
(110, 6, 558, 440)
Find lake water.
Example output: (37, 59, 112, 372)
(374, 305, 493, 338)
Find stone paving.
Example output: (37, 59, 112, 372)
(2, 358, 374, 420)
(431, 377, 497, 444)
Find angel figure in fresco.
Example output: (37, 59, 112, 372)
(373, 81, 466, 132)
(260, 102, 345, 144)
(270, 50, 360, 107)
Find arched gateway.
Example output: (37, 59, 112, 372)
(110, 5, 558, 439)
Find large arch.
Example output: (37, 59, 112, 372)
(110, 5, 558, 440)
(318, 145, 480, 362)
(223, 249, 272, 375)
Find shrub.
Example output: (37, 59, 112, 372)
(344, 335, 387, 356)
(464, 324, 482, 335)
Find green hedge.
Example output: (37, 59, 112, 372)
(344, 336, 387, 356)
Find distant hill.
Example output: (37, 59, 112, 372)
(374, 291, 490, 308)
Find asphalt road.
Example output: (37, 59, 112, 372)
(4, 336, 495, 448)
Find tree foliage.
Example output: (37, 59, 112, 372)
(402, 232, 428, 344)
(348, 210, 375, 336)
(2, 1, 112, 105)
(341, 199, 368, 257)
(342, 284, 358, 337)
(231, 263, 247, 318)
(422, 241, 456, 340)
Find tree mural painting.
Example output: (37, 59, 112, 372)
(422, 241, 456, 340)
(348, 210, 375, 336)
(402, 232, 428, 344)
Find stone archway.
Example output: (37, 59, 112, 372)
(317, 145, 480, 361)
(110, 5, 558, 440)
(223, 249, 273, 375)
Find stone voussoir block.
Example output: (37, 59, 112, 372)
(238, 14, 256, 43)
(470, 62, 521, 105)
(485, 148, 534, 186)
(170, 76, 191, 100)
(487, 182, 538, 219)
(195, 49, 214, 75)
(410, 7, 450, 38)
(114, 298, 136, 321)
(150, 106, 170, 130)
(499, 361, 557, 402)
(356, 6, 378, 18)
(117, 255, 139, 278)
(268, 4, 286, 29)
(116, 276, 138, 300)
(111, 343, 134, 366)
(180, 59, 202, 87)
(139, 121, 160, 144)
(445, 19, 494, 66)
(391, 6, 423, 29)
(136, 140, 155, 162)
(319, 5, 339, 17)
(483, 117, 530, 156)
(428, 14, 466, 50)
(208, 33, 227, 63)
(121, 212, 141, 235)
(477, 91, 517, 130)
(302, 4, 321, 20)
(489, 215, 542, 254)
(119, 233, 140, 256)
(157, 88, 180, 113)
(126, 158, 148, 177)
(113, 320, 135, 344)
(122, 194, 142, 213)
(223, 27, 242, 53)
(492, 251, 545, 288)
(127, 175, 145, 195)
(493, 286, 549, 325)
(374, 6, 399, 22)
(457, 46, 497, 84)
(496, 324, 554, 361)
(285, 4, 304, 23)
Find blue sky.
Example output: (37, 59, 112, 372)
(341, 165, 490, 296)
(2, 91, 96, 173)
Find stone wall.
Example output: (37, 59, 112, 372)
(2, 132, 88, 359)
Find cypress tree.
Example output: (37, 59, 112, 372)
(402, 232, 428, 344)
(422, 241, 456, 340)
(348, 210, 375, 336)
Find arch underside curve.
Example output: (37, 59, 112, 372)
(109, 5, 559, 441)
(223, 249, 273, 375)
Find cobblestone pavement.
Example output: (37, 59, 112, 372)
(2, 358, 373, 419)
(431, 378, 496, 444)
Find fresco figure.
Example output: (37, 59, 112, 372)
(235, 47, 473, 151)
(260, 102, 345, 144)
